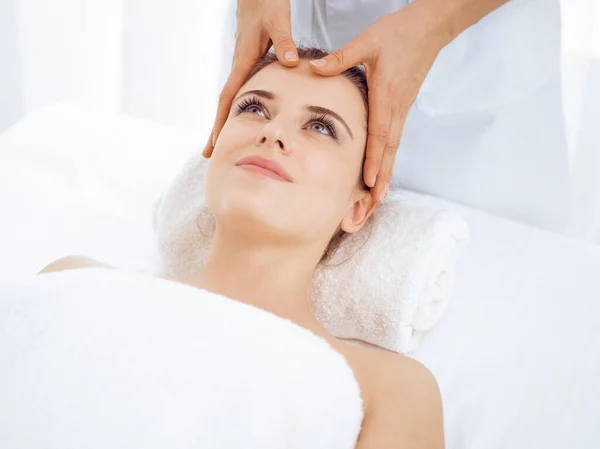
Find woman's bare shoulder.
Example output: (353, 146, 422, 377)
(365, 349, 439, 390)
(332, 338, 441, 406)
(346, 345, 445, 447)
(37, 256, 180, 284)
(38, 255, 114, 274)
(341, 340, 437, 387)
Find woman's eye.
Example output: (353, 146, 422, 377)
(307, 114, 337, 139)
(244, 105, 265, 117)
(309, 121, 333, 136)
(235, 97, 268, 117)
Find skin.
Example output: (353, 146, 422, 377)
(203, 0, 510, 204)
(39, 61, 445, 448)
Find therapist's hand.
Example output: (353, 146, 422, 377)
(203, 0, 298, 158)
(309, 4, 450, 203)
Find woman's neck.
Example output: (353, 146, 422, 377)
(184, 226, 323, 330)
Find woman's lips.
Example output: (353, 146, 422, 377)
(235, 154, 293, 182)
(237, 164, 289, 182)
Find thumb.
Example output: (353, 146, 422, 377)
(309, 38, 365, 76)
(268, 22, 299, 67)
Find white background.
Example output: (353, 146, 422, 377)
(0, 0, 232, 135)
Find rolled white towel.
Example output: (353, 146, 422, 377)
(154, 152, 470, 353)
(311, 189, 470, 354)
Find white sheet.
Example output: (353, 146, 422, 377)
(0, 102, 199, 282)
(1, 102, 599, 448)
(414, 203, 600, 448)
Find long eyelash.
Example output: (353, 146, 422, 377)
(235, 99, 337, 139)
(236, 96, 264, 114)
(309, 113, 338, 140)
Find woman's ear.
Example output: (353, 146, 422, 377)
(340, 189, 377, 234)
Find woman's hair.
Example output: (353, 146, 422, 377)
(245, 46, 372, 265)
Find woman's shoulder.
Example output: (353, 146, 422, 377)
(37, 256, 180, 284)
(330, 338, 441, 403)
(341, 343, 445, 447)
(38, 255, 114, 274)
(365, 349, 440, 396)
(343, 341, 440, 394)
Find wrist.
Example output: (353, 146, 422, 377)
(405, 0, 509, 46)
(399, 0, 456, 51)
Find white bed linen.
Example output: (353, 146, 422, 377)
(1, 102, 599, 448)
(0, 102, 199, 282)
(414, 203, 600, 448)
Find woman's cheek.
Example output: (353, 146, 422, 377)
(306, 153, 347, 191)
(214, 120, 237, 148)
(214, 122, 253, 158)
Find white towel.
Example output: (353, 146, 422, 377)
(0, 269, 363, 449)
(312, 189, 471, 353)
(154, 152, 470, 353)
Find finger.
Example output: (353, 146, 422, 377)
(363, 87, 391, 188)
(211, 47, 259, 147)
(266, 19, 299, 67)
(210, 78, 237, 147)
(309, 35, 366, 76)
(202, 133, 214, 158)
(373, 112, 403, 203)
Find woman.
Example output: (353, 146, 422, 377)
(40, 48, 445, 448)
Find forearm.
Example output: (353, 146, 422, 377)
(404, 0, 511, 48)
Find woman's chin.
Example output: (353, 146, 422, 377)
(211, 191, 281, 231)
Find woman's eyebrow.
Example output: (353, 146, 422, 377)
(307, 105, 354, 140)
(233, 89, 275, 103)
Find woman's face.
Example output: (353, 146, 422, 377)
(205, 60, 371, 247)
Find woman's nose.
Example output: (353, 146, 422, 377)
(255, 121, 291, 154)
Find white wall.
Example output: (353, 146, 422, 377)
(559, 0, 600, 241)
(0, 0, 23, 132)
(0, 0, 232, 134)
(121, 0, 232, 131)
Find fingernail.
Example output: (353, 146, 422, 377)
(369, 176, 376, 187)
(378, 184, 389, 203)
(310, 59, 327, 68)
(285, 51, 299, 61)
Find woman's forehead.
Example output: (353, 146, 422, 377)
(241, 62, 365, 119)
